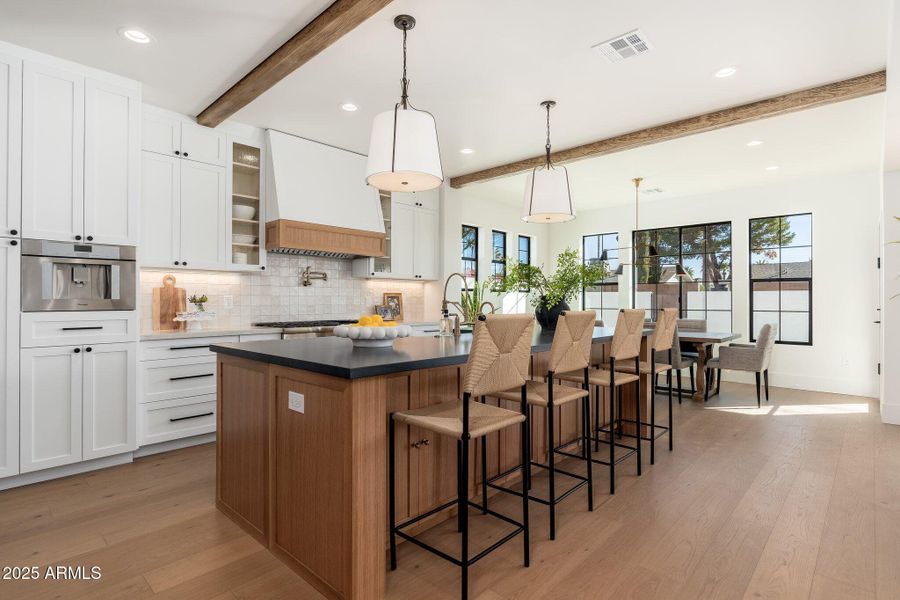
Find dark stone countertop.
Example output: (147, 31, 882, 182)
(211, 326, 625, 379)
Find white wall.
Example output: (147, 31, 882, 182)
(547, 171, 881, 398)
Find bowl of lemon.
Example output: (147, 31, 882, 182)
(333, 315, 413, 348)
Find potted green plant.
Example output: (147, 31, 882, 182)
(187, 294, 209, 312)
(497, 248, 609, 330)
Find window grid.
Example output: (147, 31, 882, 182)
(749, 213, 812, 346)
(461, 225, 478, 291)
(631, 221, 733, 329)
(518, 235, 531, 292)
(582, 233, 620, 326)
(491, 230, 507, 284)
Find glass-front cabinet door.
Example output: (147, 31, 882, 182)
(227, 138, 265, 271)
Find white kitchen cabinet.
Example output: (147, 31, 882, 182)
(0, 52, 21, 239)
(0, 240, 19, 478)
(179, 160, 226, 269)
(390, 202, 416, 278)
(140, 151, 225, 269)
(414, 206, 439, 280)
(142, 108, 226, 167)
(21, 60, 84, 242)
(394, 190, 439, 212)
(84, 78, 140, 245)
(20, 346, 83, 473)
(82, 342, 136, 460)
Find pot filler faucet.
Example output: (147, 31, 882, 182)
(301, 266, 328, 287)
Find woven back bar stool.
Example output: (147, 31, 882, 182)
(611, 308, 677, 464)
(559, 308, 645, 494)
(389, 313, 535, 600)
(491, 310, 595, 540)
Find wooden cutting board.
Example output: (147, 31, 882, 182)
(152, 274, 186, 331)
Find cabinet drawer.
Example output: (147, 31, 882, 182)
(139, 395, 216, 445)
(21, 312, 137, 347)
(140, 356, 216, 404)
(140, 336, 238, 361)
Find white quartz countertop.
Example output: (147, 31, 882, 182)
(140, 327, 279, 341)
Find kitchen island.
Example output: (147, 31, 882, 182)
(211, 327, 647, 600)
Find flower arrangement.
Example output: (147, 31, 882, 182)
(187, 294, 209, 312)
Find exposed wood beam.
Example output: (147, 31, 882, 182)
(197, 0, 393, 128)
(449, 71, 886, 188)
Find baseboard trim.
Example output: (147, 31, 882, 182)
(133, 433, 216, 458)
(0, 453, 134, 491)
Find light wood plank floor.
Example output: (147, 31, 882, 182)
(0, 382, 897, 600)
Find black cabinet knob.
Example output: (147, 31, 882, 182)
(174, 261, 179, 265)
(183, 152, 189, 157)
(174, 150, 181, 155)
(86, 235, 93, 241)
(74, 348, 81, 354)
(261, 266, 265, 270)
(10, 229, 17, 235)
(85, 347, 92, 353)
(10, 240, 17, 246)
(182, 261, 187, 266)
(75, 235, 82, 241)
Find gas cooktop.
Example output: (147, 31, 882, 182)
(254, 320, 356, 328)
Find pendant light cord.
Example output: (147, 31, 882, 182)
(400, 23, 409, 109)
(545, 103, 552, 167)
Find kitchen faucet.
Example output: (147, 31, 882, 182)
(301, 266, 328, 287)
(440, 272, 496, 337)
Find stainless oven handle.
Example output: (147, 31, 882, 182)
(61, 326, 104, 331)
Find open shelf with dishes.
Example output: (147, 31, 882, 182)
(372, 192, 392, 275)
(229, 141, 265, 270)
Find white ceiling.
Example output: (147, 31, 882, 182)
(0, 0, 889, 179)
(462, 94, 886, 210)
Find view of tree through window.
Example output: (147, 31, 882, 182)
(750, 213, 812, 345)
(583, 233, 620, 327)
(461, 225, 478, 290)
(491, 230, 507, 285)
(633, 222, 732, 331)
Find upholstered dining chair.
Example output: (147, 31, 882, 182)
(703, 324, 777, 407)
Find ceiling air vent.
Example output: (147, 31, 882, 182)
(593, 29, 653, 63)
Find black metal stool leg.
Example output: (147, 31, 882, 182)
(593, 386, 600, 452)
(389, 415, 397, 570)
(481, 434, 488, 515)
(520, 383, 530, 567)
(634, 356, 642, 476)
(609, 366, 616, 495)
(668, 368, 674, 452)
(650, 362, 656, 466)
(583, 368, 594, 511)
(457, 440, 464, 533)
(676, 369, 683, 405)
(460, 433, 469, 600)
(547, 394, 556, 540)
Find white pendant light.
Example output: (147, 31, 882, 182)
(522, 100, 575, 223)
(366, 15, 443, 192)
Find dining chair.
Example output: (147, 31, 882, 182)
(703, 324, 777, 407)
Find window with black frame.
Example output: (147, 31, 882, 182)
(518, 235, 531, 291)
(583, 233, 620, 327)
(749, 213, 812, 345)
(461, 225, 478, 290)
(491, 230, 507, 285)
(633, 222, 732, 331)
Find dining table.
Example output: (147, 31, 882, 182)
(677, 331, 742, 400)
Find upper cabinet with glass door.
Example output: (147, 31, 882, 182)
(228, 139, 266, 271)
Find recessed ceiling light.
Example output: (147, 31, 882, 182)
(746, 140, 763, 147)
(341, 103, 358, 112)
(118, 27, 153, 44)
(714, 66, 737, 78)
(766, 165, 779, 171)
(459, 148, 475, 154)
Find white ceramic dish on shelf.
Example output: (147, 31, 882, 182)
(233, 205, 256, 220)
(333, 324, 412, 348)
(232, 252, 248, 264)
(232, 234, 258, 244)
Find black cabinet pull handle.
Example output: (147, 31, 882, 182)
(86, 236, 93, 241)
(61, 326, 103, 331)
(75, 235, 82, 241)
(169, 345, 210, 351)
(168, 373, 214, 381)
(169, 412, 213, 423)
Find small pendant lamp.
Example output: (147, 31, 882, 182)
(522, 100, 575, 223)
(366, 15, 443, 192)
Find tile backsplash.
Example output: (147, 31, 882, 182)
(139, 254, 427, 332)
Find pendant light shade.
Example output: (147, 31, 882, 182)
(365, 15, 443, 192)
(366, 107, 443, 191)
(522, 100, 575, 223)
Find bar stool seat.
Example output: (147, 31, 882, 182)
(394, 401, 525, 439)
(496, 379, 588, 407)
(610, 360, 672, 375)
(559, 368, 639, 387)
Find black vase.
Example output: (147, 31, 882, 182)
(535, 298, 570, 330)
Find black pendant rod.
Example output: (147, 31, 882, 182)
(395, 15, 416, 110)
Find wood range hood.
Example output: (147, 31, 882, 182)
(264, 130, 386, 258)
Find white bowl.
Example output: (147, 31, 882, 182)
(233, 234, 257, 244)
(233, 205, 256, 220)
(334, 325, 411, 348)
(232, 252, 248, 264)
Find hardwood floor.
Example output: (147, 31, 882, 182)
(0, 382, 897, 599)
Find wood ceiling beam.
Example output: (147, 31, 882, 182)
(449, 70, 886, 188)
(197, 0, 393, 128)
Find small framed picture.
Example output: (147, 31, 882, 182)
(374, 305, 393, 320)
(382, 292, 404, 321)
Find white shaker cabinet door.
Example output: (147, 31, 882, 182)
(84, 79, 140, 245)
(20, 346, 83, 473)
(142, 110, 181, 157)
(140, 152, 180, 267)
(0, 240, 19, 478)
(414, 207, 439, 280)
(21, 61, 85, 242)
(390, 201, 416, 279)
(83, 342, 136, 460)
(180, 122, 226, 166)
(179, 160, 225, 269)
(0, 52, 21, 239)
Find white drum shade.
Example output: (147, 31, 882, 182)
(366, 107, 443, 192)
(521, 166, 575, 223)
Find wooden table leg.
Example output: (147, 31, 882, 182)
(692, 343, 708, 401)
